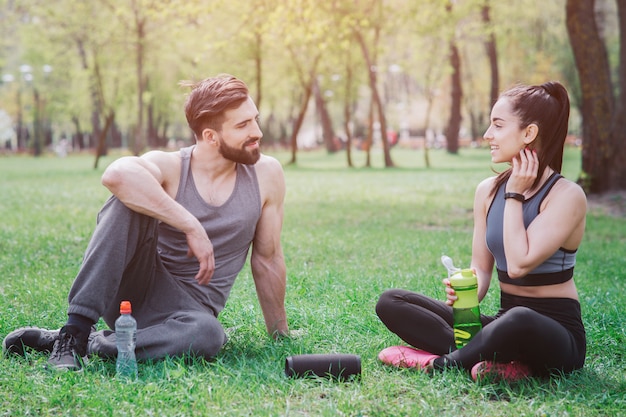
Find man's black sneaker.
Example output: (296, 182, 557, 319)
(2, 327, 59, 356)
(46, 327, 88, 372)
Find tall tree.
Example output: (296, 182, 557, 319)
(482, 0, 499, 107)
(312, 76, 339, 153)
(235, 0, 278, 110)
(612, 0, 626, 190)
(355, 29, 394, 167)
(342, 46, 356, 168)
(287, 51, 318, 165)
(566, 0, 626, 192)
(102, 0, 182, 155)
(273, 0, 332, 164)
(325, 0, 371, 167)
(10, 0, 120, 161)
(130, 0, 147, 156)
(353, 3, 394, 168)
(445, 1, 463, 155)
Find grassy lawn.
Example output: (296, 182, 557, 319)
(1, 146, 624, 416)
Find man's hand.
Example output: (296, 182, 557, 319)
(185, 229, 215, 285)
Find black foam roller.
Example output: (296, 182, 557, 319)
(285, 354, 361, 380)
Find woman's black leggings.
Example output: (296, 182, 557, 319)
(375, 289, 586, 375)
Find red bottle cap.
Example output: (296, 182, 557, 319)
(120, 300, 132, 314)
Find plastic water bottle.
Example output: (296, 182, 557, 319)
(450, 268, 482, 348)
(115, 300, 138, 379)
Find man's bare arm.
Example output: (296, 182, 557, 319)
(101, 151, 215, 284)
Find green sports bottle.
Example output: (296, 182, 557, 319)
(450, 268, 482, 348)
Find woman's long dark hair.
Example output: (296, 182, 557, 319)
(490, 81, 570, 196)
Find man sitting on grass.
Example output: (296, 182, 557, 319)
(3, 74, 289, 371)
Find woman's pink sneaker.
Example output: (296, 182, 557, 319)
(378, 346, 439, 370)
(471, 360, 532, 382)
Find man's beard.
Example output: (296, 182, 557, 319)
(217, 136, 261, 165)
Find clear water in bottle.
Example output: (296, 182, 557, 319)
(115, 300, 138, 379)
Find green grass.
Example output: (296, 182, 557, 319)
(1, 146, 624, 416)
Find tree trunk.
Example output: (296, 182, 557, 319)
(15, 89, 25, 150)
(286, 46, 320, 165)
(365, 97, 374, 167)
(254, 32, 262, 110)
(446, 41, 462, 154)
(423, 93, 434, 169)
(313, 77, 338, 153)
(344, 55, 354, 168)
(610, 0, 626, 189)
(566, 0, 614, 193)
(288, 78, 314, 165)
(355, 30, 394, 167)
(94, 110, 115, 169)
(460, 42, 483, 145)
(482, 1, 499, 107)
(147, 99, 157, 148)
(161, 121, 169, 147)
(71, 116, 84, 150)
(32, 88, 42, 156)
(134, 15, 146, 156)
(75, 38, 102, 152)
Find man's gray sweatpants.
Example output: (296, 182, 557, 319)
(67, 196, 226, 360)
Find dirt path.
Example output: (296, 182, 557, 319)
(587, 191, 626, 218)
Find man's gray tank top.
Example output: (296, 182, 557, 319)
(486, 172, 577, 286)
(157, 145, 262, 315)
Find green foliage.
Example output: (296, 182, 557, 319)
(1, 147, 624, 416)
(0, 0, 595, 149)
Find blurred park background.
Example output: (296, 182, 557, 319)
(2, 3, 626, 414)
(1, 0, 625, 193)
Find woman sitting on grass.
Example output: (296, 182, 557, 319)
(376, 81, 587, 382)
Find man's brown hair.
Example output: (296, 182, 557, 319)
(180, 74, 249, 138)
